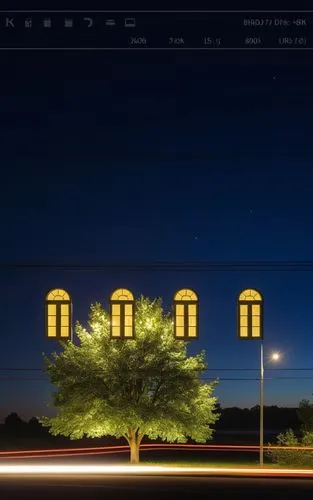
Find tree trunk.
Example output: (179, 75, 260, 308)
(127, 430, 143, 464)
(129, 438, 140, 464)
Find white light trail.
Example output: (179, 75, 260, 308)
(0, 465, 312, 476)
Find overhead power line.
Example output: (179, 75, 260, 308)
(2, 261, 313, 271)
(3, 151, 313, 161)
(1, 376, 313, 382)
(2, 367, 313, 372)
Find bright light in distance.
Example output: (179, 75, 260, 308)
(0, 465, 313, 477)
(270, 352, 280, 361)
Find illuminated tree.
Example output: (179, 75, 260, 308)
(41, 296, 219, 464)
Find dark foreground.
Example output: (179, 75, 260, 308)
(0, 475, 312, 499)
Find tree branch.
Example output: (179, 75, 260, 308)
(122, 433, 130, 444)
(151, 378, 164, 405)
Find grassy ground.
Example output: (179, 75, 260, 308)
(141, 457, 269, 468)
(140, 460, 312, 469)
(142, 461, 261, 468)
(1, 434, 312, 469)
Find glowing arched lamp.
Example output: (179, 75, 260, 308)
(237, 288, 263, 340)
(173, 289, 199, 340)
(110, 289, 135, 339)
(45, 289, 72, 340)
(237, 287, 264, 466)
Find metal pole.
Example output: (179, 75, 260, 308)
(260, 340, 264, 466)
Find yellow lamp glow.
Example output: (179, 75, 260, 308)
(270, 352, 280, 361)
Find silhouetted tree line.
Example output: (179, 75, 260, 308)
(0, 413, 49, 438)
(214, 405, 300, 431)
(0, 406, 301, 440)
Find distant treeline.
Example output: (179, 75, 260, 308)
(0, 406, 300, 439)
(215, 405, 300, 431)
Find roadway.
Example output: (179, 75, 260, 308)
(0, 475, 312, 499)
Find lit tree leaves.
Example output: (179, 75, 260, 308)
(41, 296, 219, 460)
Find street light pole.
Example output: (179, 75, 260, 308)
(260, 340, 264, 466)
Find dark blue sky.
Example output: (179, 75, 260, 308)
(1, 42, 313, 421)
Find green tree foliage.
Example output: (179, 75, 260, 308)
(267, 400, 313, 467)
(297, 399, 313, 432)
(41, 297, 219, 463)
(267, 429, 313, 467)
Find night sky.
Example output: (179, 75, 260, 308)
(1, 33, 313, 421)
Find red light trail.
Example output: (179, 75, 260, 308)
(1, 442, 313, 460)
